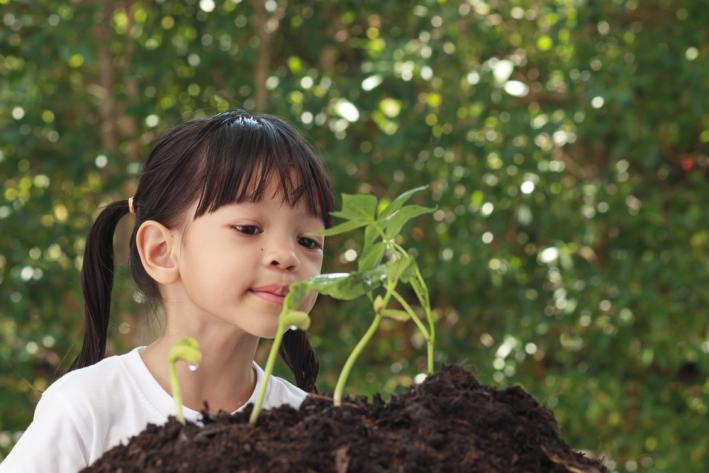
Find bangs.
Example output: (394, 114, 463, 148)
(192, 112, 333, 227)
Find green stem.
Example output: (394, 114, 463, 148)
(416, 267, 436, 374)
(391, 241, 408, 258)
(249, 322, 285, 424)
(167, 338, 202, 425)
(391, 289, 429, 339)
(168, 362, 184, 424)
(333, 313, 383, 407)
(392, 242, 436, 374)
(333, 279, 396, 406)
(427, 330, 434, 374)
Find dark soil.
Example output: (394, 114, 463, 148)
(84, 365, 607, 472)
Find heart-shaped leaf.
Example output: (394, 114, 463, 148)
(282, 281, 310, 313)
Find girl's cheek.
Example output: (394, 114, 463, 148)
(307, 250, 325, 267)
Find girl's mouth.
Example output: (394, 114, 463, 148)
(249, 290, 286, 305)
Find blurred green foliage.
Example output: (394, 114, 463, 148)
(1, 0, 707, 472)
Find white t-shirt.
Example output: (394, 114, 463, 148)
(0, 346, 307, 473)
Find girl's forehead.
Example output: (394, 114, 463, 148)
(206, 195, 321, 221)
(230, 198, 316, 217)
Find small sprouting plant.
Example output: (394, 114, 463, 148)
(249, 305, 312, 423)
(168, 337, 202, 425)
(250, 186, 436, 422)
(314, 186, 436, 406)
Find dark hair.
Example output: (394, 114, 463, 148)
(69, 110, 333, 393)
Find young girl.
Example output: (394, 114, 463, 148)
(0, 110, 334, 472)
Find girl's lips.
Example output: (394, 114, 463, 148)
(250, 290, 286, 305)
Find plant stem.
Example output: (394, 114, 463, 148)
(168, 338, 201, 425)
(333, 312, 383, 407)
(427, 331, 434, 373)
(393, 286, 434, 374)
(392, 242, 436, 374)
(391, 289, 429, 339)
(333, 278, 398, 406)
(249, 322, 285, 424)
(415, 267, 436, 374)
(168, 361, 184, 424)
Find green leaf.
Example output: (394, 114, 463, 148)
(307, 219, 369, 237)
(379, 185, 429, 220)
(305, 271, 384, 300)
(358, 241, 387, 271)
(282, 281, 310, 312)
(381, 309, 410, 321)
(382, 204, 436, 239)
(362, 223, 381, 255)
(334, 193, 378, 221)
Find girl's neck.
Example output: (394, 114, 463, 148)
(140, 328, 260, 414)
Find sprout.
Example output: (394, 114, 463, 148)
(168, 337, 202, 425)
(308, 186, 436, 406)
(249, 186, 436, 420)
(331, 247, 433, 406)
(250, 304, 311, 424)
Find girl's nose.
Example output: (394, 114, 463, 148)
(263, 244, 299, 271)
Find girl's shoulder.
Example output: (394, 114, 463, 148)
(12, 348, 158, 469)
(38, 347, 144, 420)
(27, 348, 140, 438)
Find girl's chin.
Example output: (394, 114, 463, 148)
(246, 322, 280, 340)
(209, 316, 279, 339)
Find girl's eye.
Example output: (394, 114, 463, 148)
(298, 237, 322, 250)
(234, 225, 261, 235)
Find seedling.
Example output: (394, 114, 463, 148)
(249, 304, 312, 423)
(168, 337, 202, 424)
(250, 186, 436, 422)
(316, 187, 436, 405)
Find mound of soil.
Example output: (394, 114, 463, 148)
(84, 365, 606, 472)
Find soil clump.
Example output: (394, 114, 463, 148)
(84, 364, 607, 472)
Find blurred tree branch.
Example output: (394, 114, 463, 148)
(250, 0, 287, 112)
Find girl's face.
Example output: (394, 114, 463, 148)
(173, 179, 325, 338)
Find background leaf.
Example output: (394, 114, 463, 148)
(1, 1, 707, 471)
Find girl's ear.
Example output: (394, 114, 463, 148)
(135, 220, 180, 284)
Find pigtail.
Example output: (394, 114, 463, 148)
(68, 200, 130, 371)
(279, 330, 319, 393)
